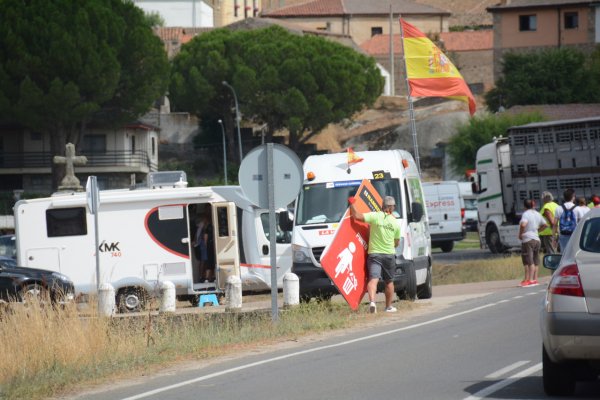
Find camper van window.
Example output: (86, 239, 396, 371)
(158, 205, 184, 220)
(46, 207, 87, 237)
(216, 207, 229, 237)
(296, 179, 402, 225)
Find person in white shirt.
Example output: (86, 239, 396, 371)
(573, 197, 591, 220)
(518, 199, 547, 287)
(553, 189, 577, 252)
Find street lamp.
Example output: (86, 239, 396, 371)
(222, 81, 243, 162)
(218, 119, 228, 185)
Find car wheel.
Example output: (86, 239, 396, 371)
(18, 283, 47, 304)
(543, 345, 576, 396)
(486, 224, 506, 254)
(117, 287, 147, 313)
(397, 263, 417, 301)
(417, 265, 432, 299)
(440, 241, 454, 253)
(315, 292, 332, 303)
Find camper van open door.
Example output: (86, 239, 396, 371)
(212, 202, 241, 290)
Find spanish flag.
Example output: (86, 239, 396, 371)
(347, 147, 363, 165)
(400, 19, 476, 116)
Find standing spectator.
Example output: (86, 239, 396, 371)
(587, 194, 598, 208)
(518, 199, 547, 287)
(592, 195, 600, 208)
(349, 195, 401, 313)
(554, 189, 577, 252)
(573, 197, 591, 221)
(539, 191, 558, 254)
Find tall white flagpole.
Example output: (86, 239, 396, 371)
(398, 16, 421, 175)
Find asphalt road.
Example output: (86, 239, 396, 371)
(432, 247, 513, 263)
(69, 284, 600, 399)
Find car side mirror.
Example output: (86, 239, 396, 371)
(411, 202, 424, 222)
(543, 254, 562, 271)
(278, 211, 293, 232)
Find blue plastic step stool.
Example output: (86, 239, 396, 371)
(198, 294, 219, 307)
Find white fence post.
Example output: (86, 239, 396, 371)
(98, 283, 115, 317)
(283, 272, 299, 307)
(159, 281, 176, 313)
(226, 275, 242, 311)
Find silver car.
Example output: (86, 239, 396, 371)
(541, 207, 600, 396)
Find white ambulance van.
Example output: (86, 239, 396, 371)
(423, 181, 466, 252)
(287, 149, 432, 302)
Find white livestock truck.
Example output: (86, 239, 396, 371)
(14, 172, 291, 311)
(475, 117, 600, 253)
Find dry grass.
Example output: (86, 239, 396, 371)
(433, 254, 552, 285)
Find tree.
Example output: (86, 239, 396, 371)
(485, 47, 599, 112)
(0, 0, 169, 189)
(447, 112, 545, 175)
(169, 25, 384, 161)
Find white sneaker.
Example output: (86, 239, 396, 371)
(385, 306, 397, 313)
(369, 302, 377, 314)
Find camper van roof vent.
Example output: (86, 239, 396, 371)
(147, 171, 188, 189)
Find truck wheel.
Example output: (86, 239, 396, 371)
(543, 345, 575, 396)
(440, 241, 454, 253)
(417, 265, 432, 299)
(397, 263, 417, 301)
(117, 287, 147, 313)
(486, 224, 506, 254)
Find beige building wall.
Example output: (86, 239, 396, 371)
(211, 0, 261, 27)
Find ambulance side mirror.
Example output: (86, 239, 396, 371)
(410, 202, 424, 222)
(278, 210, 293, 232)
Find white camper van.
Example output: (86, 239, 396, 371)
(289, 149, 432, 302)
(423, 181, 466, 253)
(14, 173, 290, 311)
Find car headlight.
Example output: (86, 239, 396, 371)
(292, 244, 312, 263)
(52, 272, 71, 282)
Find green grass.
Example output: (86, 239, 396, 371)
(453, 231, 481, 250)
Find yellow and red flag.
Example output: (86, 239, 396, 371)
(400, 19, 476, 115)
(347, 147, 363, 165)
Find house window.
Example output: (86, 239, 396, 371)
(131, 135, 136, 154)
(82, 134, 106, 153)
(519, 15, 537, 31)
(152, 137, 156, 156)
(371, 27, 383, 37)
(564, 12, 578, 29)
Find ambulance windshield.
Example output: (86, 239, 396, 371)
(296, 179, 402, 225)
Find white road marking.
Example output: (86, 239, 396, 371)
(120, 294, 542, 400)
(464, 363, 542, 400)
(485, 360, 530, 379)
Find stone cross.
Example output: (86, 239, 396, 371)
(53, 142, 88, 191)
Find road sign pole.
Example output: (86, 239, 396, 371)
(267, 144, 279, 322)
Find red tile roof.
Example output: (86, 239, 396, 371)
(263, 0, 448, 17)
(264, 0, 345, 17)
(360, 30, 492, 56)
(439, 30, 493, 51)
(153, 27, 212, 44)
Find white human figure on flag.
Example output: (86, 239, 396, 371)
(335, 242, 356, 278)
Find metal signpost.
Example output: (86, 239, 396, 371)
(239, 144, 303, 321)
(86, 176, 101, 290)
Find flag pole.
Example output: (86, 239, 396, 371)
(398, 16, 421, 175)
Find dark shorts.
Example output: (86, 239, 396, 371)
(367, 253, 396, 282)
(521, 240, 541, 266)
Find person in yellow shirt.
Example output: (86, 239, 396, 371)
(539, 191, 558, 254)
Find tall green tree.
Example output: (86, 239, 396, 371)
(447, 112, 545, 175)
(169, 26, 384, 161)
(485, 47, 600, 112)
(0, 0, 169, 189)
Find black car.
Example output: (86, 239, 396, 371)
(0, 256, 75, 304)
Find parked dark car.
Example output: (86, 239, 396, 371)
(0, 256, 74, 304)
(0, 234, 15, 259)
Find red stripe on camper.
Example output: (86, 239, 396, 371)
(241, 263, 278, 269)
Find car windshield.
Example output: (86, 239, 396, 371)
(580, 218, 600, 253)
(0, 235, 16, 259)
(0, 257, 17, 268)
(296, 178, 402, 225)
(464, 199, 477, 211)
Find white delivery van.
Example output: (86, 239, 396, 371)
(287, 149, 432, 302)
(423, 181, 466, 252)
(458, 182, 478, 232)
(14, 173, 291, 312)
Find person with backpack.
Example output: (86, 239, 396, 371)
(553, 188, 578, 253)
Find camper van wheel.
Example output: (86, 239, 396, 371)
(397, 263, 417, 301)
(417, 266, 433, 299)
(486, 225, 506, 254)
(440, 241, 454, 253)
(117, 288, 146, 313)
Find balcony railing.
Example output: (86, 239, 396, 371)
(0, 150, 157, 171)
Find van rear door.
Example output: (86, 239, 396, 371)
(212, 202, 241, 290)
